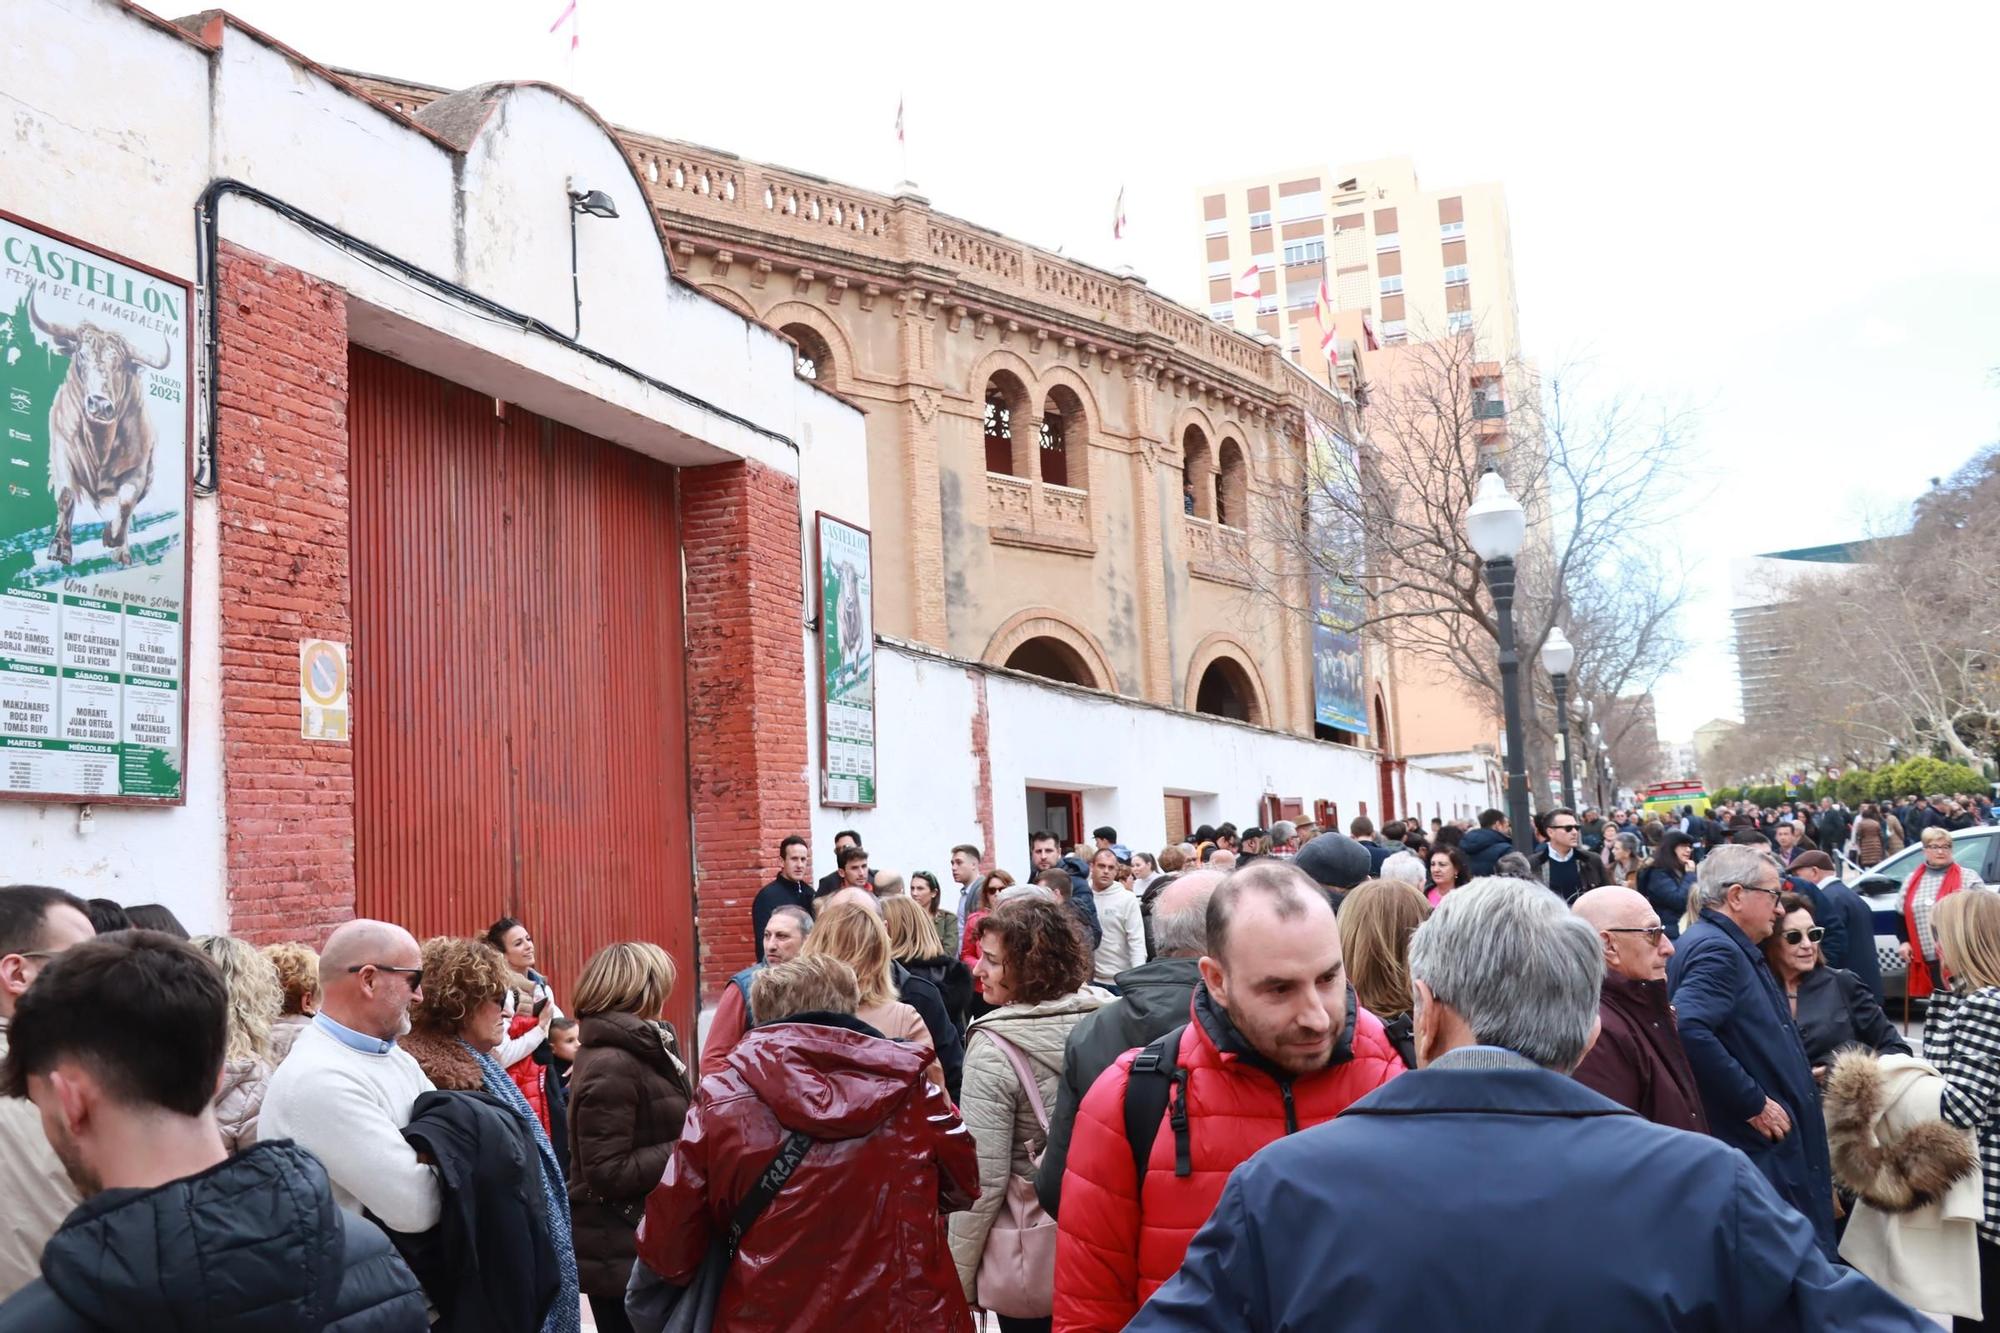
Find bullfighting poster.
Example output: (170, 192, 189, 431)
(815, 513, 875, 808)
(0, 213, 191, 802)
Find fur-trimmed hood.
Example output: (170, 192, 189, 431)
(1825, 1048, 1977, 1212)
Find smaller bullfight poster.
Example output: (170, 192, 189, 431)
(816, 514, 875, 807)
(0, 213, 191, 802)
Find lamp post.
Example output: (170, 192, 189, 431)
(1466, 470, 1532, 853)
(1542, 626, 1577, 811)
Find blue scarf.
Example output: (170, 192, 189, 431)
(464, 1039, 580, 1333)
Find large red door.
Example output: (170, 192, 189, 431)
(349, 348, 694, 1035)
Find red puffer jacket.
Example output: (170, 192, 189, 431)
(1052, 984, 1402, 1332)
(502, 1009, 551, 1136)
(636, 1011, 980, 1331)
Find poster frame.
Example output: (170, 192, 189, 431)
(813, 511, 877, 810)
(0, 208, 195, 807)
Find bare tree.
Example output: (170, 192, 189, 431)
(1238, 325, 1703, 796)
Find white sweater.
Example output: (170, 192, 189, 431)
(260, 1021, 441, 1233)
(1091, 884, 1147, 983)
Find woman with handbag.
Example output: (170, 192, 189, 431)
(566, 942, 691, 1333)
(950, 896, 1106, 1332)
(634, 954, 977, 1331)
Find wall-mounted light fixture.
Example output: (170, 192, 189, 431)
(567, 185, 620, 339)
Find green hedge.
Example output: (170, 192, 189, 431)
(1709, 759, 1987, 808)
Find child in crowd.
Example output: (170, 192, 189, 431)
(549, 1015, 580, 1093)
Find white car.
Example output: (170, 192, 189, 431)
(1854, 826, 2000, 1002)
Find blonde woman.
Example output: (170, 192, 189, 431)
(803, 902, 944, 1092)
(567, 941, 689, 1333)
(191, 934, 282, 1152)
(261, 940, 320, 1065)
(885, 892, 973, 1032)
(1924, 890, 2000, 1325)
(1337, 880, 1431, 1070)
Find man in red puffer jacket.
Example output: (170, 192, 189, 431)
(1053, 861, 1403, 1332)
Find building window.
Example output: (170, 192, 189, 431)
(1446, 311, 1474, 332)
(1256, 294, 1280, 314)
(1209, 303, 1235, 322)
(1440, 219, 1465, 240)
(1208, 259, 1232, 279)
(1379, 275, 1403, 296)
(1375, 232, 1399, 253)
(1183, 426, 1215, 520)
(1040, 388, 1088, 490)
(1277, 194, 1325, 224)
(1444, 264, 1469, 286)
(1216, 439, 1248, 529)
(782, 323, 834, 386)
(1382, 320, 1408, 342)
(1286, 280, 1318, 310)
(1249, 210, 1272, 230)
(985, 372, 1030, 476)
(1206, 216, 1229, 237)
(1282, 238, 1327, 266)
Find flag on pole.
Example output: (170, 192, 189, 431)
(1315, 276, 1340, 364)
(1232, 261, 1262, 300)
(1113, 187, 1127, 241)
(549, 0, 578, 50)
(896, 96, 905, 144)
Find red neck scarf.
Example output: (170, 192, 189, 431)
(1903, 860, 1964, 999)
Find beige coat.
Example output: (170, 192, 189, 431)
(1830, 1051, 1984, 1318)
(947, 987, 1107, 1302)
(214, 1056, 272, 1153)
(0, 1022, 80, 1300)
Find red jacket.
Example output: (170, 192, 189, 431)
(1053, 985, 1402, 1332)
(502, 1010, 551, 1136)
(637, 1012, 979, 1331)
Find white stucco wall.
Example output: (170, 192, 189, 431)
(808, 642, 1487, 910)
(0, 0, 866, 927)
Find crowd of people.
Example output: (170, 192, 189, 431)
(2, 791, 1999, 1329)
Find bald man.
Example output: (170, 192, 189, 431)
(261, 920, 442, 1232)
(1570, 888, 1709, 1133)
(822, 886, 882, 916)
(1037, 870, 1225, 1217)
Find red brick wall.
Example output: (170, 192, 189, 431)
(214, 243, 355, 943)
(682, 460, 810, 998)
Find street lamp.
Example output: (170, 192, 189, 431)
(1542, 626, 1577, 811)
(1466, 469, 1532, 852)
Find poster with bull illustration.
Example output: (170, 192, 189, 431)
(816, 514, 875, 807)
(0, 213, 190, 803)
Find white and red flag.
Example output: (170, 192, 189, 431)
(1316, 276, 1340, 366)
(1113, 187, 1127, 241)
(1233, 261, 1261, 299)
(549, 0, 579, 50)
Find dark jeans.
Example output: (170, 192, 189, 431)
(997, 1318, 1051, 1333)
(586, 1284, 635, 1333)
(1956, 1239, 2000, 1332)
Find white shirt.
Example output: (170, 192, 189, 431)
(261, 1020, 441, 1233)
(1091, 884, 1146, 983)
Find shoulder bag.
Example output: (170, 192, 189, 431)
(975, 1032, 1060, 1318)
(625, 1129, 814, 1333)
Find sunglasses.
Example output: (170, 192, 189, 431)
(1605, 926, 1668, 944)
(347, 963, 424, 983)
(1781, 927, 1825, 946)
(1547, 823, 1579, 832)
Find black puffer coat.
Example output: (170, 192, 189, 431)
(0, 1140, 425, 1332)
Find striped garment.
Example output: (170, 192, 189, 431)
(1925, 984, 2000, 1243)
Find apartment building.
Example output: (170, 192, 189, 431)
(1197, 158, 1522, 376)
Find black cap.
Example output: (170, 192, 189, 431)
(1293, 833, 1372, 891)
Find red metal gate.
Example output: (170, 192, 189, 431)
(349, 348, 694, 1035)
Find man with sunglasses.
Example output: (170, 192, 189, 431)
(262, 919, 441, 1238)
(0, 885, 95, 1298)
(1531, 808, 1608, 902)
(1669, 844, 1839, 1260)
(1570, 886, 1708, 1133)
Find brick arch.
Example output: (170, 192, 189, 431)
(1168, 405, 1220, 463)
(1184, 632, 1271, 728)
(697, 282, 755, 319)
(1035, 363, 1104, 425)
(984, 608, 1119, 693)
(759, 299, 858, 390)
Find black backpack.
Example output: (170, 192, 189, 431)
(1121, 1023, 1192, 1185)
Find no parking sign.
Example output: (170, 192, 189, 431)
(299, 638, 348, 742)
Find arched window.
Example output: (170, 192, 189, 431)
(782, 323, 833, 385)
(1194, 657, 1255, 722)
(984, 372, 1030, 477)
(1005, 636, 1099, 688)
(1182, 426, 1214, 520)
(1216, 438, 1248, 529)
(1040, 387, 1088, 490)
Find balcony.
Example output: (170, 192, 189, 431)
(1185, 516, 1250, 587)
(1473, 398, 1506, 419)
(988, 473, 1094, 555)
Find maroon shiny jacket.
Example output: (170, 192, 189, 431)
(637, 1012, 978, 1331)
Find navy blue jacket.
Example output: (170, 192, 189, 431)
(1460, 827, 1512, 877)
(1816, 877, 1882, 1000)
(1668, 910, 1836, 1259)
(1126, 1057, 1925, 1332)
(1639, 865, 1694, 940)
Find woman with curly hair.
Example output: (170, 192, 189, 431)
(949, 896, 1104, 1328)
(191, 934, 282, 1152)
(261, 940, 320, 1066)
(403, 936, 580, 1333)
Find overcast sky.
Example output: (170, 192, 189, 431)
(219, 0, 2000, 746)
